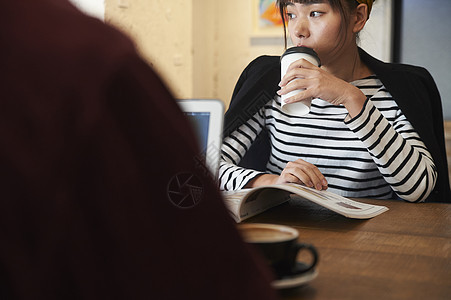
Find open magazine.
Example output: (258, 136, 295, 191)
(221, 183, 389, 223)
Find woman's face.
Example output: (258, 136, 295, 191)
(286, 2, 353, 64)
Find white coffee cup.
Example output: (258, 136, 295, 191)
(280, 46, 321, 115)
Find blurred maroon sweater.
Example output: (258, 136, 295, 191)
(0, 0, 277, 299)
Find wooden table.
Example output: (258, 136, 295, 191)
(245, 198, 451, 300)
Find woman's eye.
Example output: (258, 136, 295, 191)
(286, 13, 296, 20)
(310, 11, 323, 17)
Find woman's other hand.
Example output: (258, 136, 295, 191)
(276, 159, 328, 190)
(246, 159, 328, 191)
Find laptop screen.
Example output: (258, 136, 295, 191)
(184, 112, 210, 159)
(177, 99, 224, 178)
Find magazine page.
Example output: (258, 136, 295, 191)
(221, 183, 389, 222)
(221, 188, 291, 222)
(273, 183, 389, 219)
(221, 189, 248, 222)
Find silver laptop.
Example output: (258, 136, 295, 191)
(177, 99, 224, 178)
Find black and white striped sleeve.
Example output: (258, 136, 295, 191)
(345, 99, 437, 202)
(219, 110, 266, 191)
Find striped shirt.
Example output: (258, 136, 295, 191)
(219, 75, 437, 202)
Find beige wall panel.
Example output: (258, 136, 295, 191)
(105, 0, 194, 99)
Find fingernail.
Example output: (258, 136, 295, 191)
(322, 179, 328, 186)
(316, 183, 322, 190)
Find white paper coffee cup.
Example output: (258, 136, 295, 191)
(280, 47, 321, 115)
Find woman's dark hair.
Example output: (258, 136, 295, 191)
(276, 0, 372, 48)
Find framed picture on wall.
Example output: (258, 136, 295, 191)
(252, 0, 284, 37)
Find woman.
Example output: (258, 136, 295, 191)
(219, 0, 450, 202)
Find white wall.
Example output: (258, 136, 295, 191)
(359, 0, 393, 62)
(68, 0, 105, 20)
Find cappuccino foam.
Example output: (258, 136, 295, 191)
(239, 225, 297, 243)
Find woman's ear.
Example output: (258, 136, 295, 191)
(352, 4, 369, 34)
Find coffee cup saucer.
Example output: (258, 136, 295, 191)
(271, 262, 318, 290)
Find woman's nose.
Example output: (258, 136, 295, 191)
(293, 18, 309, 39)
